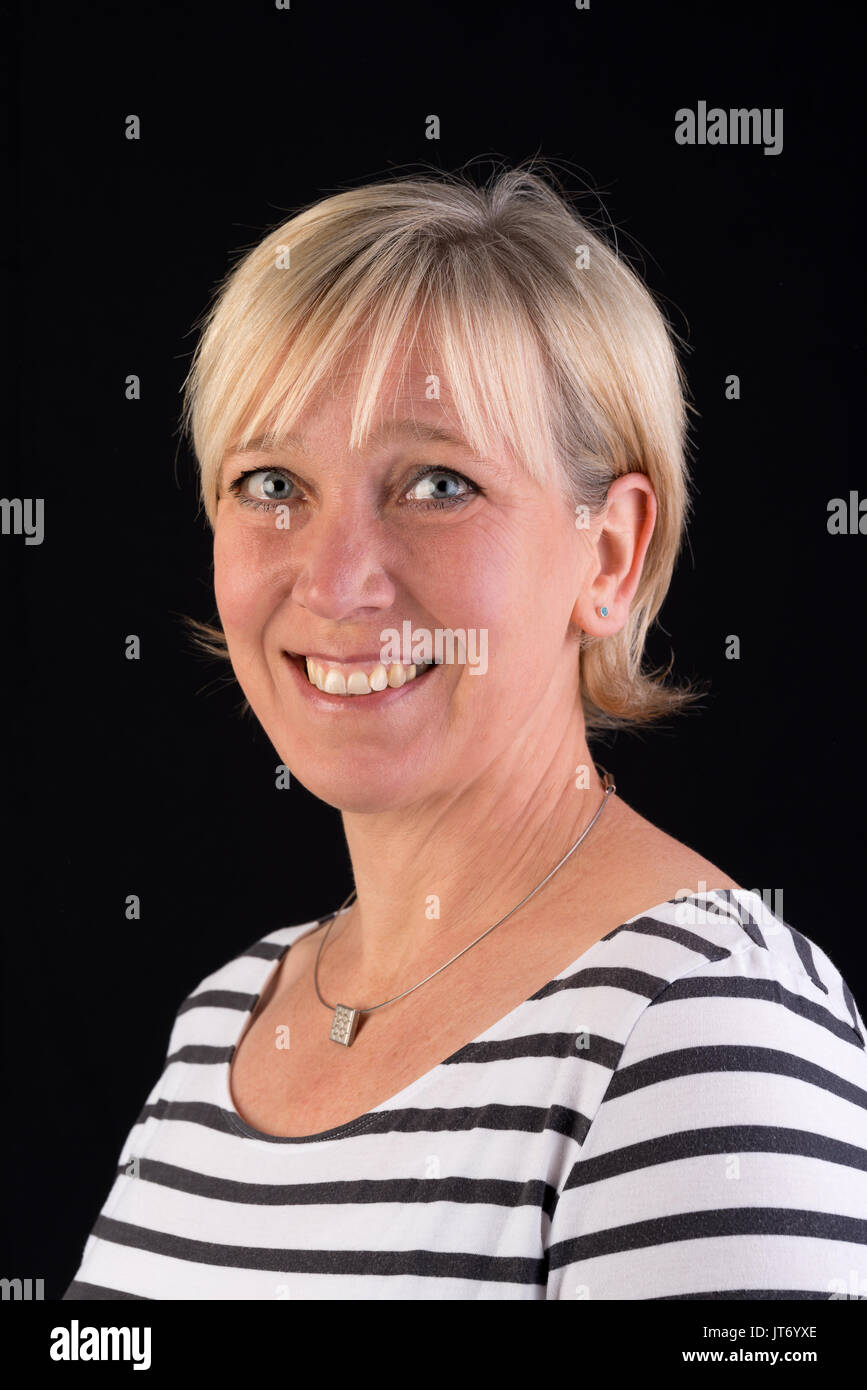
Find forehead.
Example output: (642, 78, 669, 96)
(226, 341, 486, 461)
(217, 324, 543, 494)
(228, 416, 475, 461)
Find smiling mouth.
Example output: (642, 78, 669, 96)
(285, 652, 439, 697)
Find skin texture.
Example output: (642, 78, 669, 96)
(214, 342, 740, 1135)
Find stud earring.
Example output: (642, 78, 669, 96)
(599, 606, 609, 617)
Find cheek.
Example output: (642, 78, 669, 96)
(213, 524, 274, 640)
(420, 538, 511, 671)
(438, 523, 564, 687)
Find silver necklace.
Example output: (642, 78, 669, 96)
(314, 768, 616, 1046)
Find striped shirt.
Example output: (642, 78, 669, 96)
(64, 888, 867, 1300)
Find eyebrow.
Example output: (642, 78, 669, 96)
(225, 419, 475, 459)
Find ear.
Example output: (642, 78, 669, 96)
(570, 474, 657, 634)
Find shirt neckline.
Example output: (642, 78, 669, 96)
(221, 888, 748, 1145)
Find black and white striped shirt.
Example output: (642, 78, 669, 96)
(64, 889, 867, 1299)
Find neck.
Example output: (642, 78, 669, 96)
(326, 712, 617, 998)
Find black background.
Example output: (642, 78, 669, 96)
(2, 0, 864, 1299)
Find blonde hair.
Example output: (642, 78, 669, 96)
(182, 159, 705, 735)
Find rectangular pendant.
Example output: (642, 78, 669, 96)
(330, 1004, 361, 1046)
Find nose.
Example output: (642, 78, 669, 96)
(288, 502, 396, 621)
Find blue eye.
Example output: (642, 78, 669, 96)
(229, 468, 297, 511)
(225, 463, 479, 513)
(404, 467, 476, 509)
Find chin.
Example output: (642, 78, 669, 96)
(293, 768, 428, 815)
(263, 728, 430, 808)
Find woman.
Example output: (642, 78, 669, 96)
(65, 165, 867, 1300)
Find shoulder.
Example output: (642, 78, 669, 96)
(614, 886, 866, 1045)
(545, 890, 867, 1298)
(601, 794, 742, 898)
(595, 886, 867, 1126)
(185, 917, 326, 998)
(161, 915, 326, 1057)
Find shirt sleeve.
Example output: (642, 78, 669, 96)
(544, 957, 867, 1300)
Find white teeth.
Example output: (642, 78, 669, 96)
(301, 656, 429, 697)
(369, 664, 388, 691)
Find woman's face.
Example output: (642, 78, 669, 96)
(213, 347, 600, 813)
